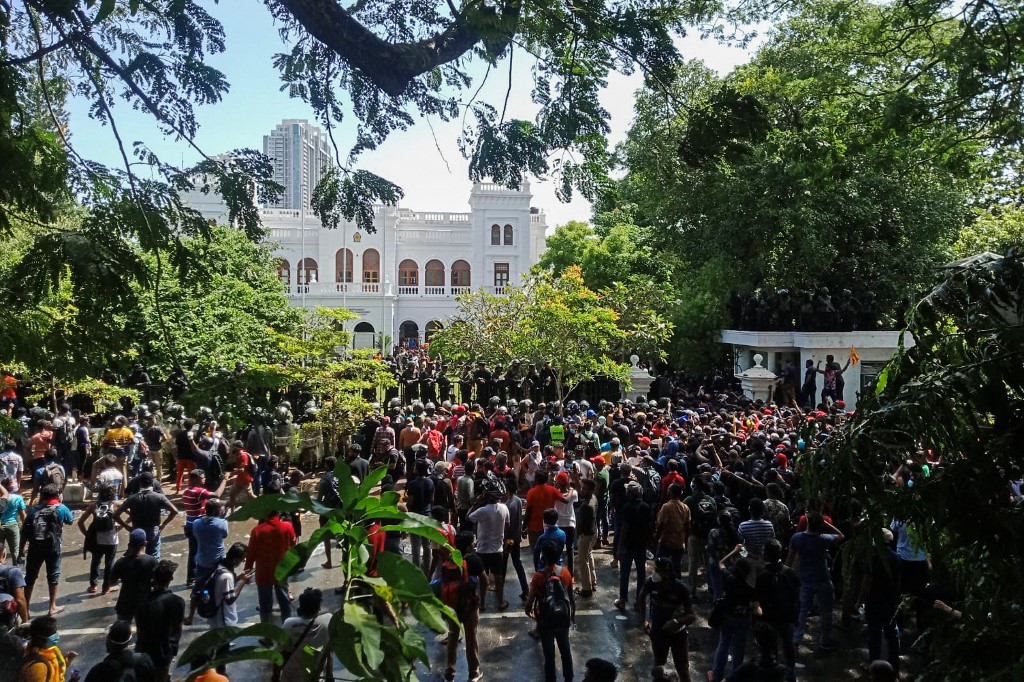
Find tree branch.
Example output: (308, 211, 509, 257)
(274, 0, 493, 96)
(2, 36, 73, 66)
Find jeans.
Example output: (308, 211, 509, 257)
(256, 583, 292, 623)
(559, 526, 576, 577)
(504, 542, 530, 597)
(657, 544, 685, 577)
(410, 533, 430, 574)
(650, 628, 690, 681)
(711, 613, 750, 680)
(611, 508, 624, 557)
(795, 575, 834, 643)
(767, 621, 796, 680)
(184, 519, 199, 583)
(617, 547, 646, 604)
(575, 534, 597, 592)
(597, 497, 609, 542)
(707, 562, 726, 602)
(89, 545, 116, 588)
(25, 546, 62, 586)
(866, 604, 901, 674)
(539, 625, 573, 682)
(687, 535, 707, 595)
(144, 528, 161, 559)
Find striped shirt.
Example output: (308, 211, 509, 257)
(182, 486, 213, 519)
(738, 518, 776, 557)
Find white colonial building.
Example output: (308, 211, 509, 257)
(185, 180, 548, 349)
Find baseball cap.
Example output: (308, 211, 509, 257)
(128, 528, 147, 546)
(555, 472, 570, 485)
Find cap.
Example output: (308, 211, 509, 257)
(434, 460, 450, 474)
(107, 621, 133, 646)
(555, 472, 570, 485)
(128, 528, 148, 546)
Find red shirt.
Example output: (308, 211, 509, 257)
(660, 471, 686, 500)
(244, 515, 296, 586)
(182, 486, 213, 519)
(367, 523, 386, 577)
(796, 513, 832, 533)
(235, 450, 254, 486)
(525, 484, 566, 533)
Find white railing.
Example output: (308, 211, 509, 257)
(476, 182, 506, 192)
(361, 283, 380, 293)
(424, 286, 446, 296)
(395, 229, 472, 244)
(531, 214, 544, 223)
(450, 286, 470, 296)
(398, 286, 419, 295)
(327, 282, 350, 293)
(449, 213, 470, 222)
(268, 227, 315, 242)
(489, 285, 508, 295)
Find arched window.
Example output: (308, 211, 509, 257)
(399, 259, 419, 287)
(425, 320, 443, 342)
(362, 248, 380, 283)
(298, 258, 318, 285)
(504, 224, 514, 245)
(335, 248, 354, 283)
(451, 260, 471, 288)
(276, 258, 291, 286)
(425, 259, 445, 287)
(490, 223, 501, 245)
(354, 322, 375, 333)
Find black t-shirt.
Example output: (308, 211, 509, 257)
(136, 588, 187, 666)
(865, 549, 901, 609)
(144, 425, 165, 451)
(608, 477, 628, 511)
(405, 476, 435, 514)
(349, 456, 370, 482)
(121, 489, 168, 529)
(174, 430, 195, 462)
(83, 650, 155, 682)
(619, 501, 653, 551)
(640, 576, 693, 630)
(723, 570, 757, 615)
(110, 553, 159, 615)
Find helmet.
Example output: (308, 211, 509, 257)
(147, 400, 161, 413)
(579, 400, 590, 410)
(424, 402, 436, 413)
(507, 398, 519, 410)
(441, 400, 453, 410)
(521, 399, 533, 410)
(566, 400, 579, 413)
(488, 396, 501, 408)
(389, 397, 402, 408)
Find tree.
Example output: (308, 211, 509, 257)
(952, 208, 1024, 260)
(430, 267, 652, 401)
(610, 0, 991, 370)
(180, 460, 462, 681)
(810, 252, 1024, 681)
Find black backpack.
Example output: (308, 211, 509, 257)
(43, 462, 66, 492)
(30, 505, 61, 550)
(431, 473, 454, 511)
(636, 468, 661, 507)
(537, 565, 572, 628)
(761, 563, 801, 624)
(691, 494, 718, 537)
(192, 566, 229, 619)
(92, 502, 116, 533)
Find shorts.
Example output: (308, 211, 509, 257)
(478, 552, 504, 576)
(25, 546, 62, 585)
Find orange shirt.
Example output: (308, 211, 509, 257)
(529, 564, 573, 604)
(525, 484, 565, 533)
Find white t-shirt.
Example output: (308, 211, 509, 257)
(467, 502, 510, 554)
(573, 458, 595, 481)
(280, 613, 332, 682)
(207, 569, 238, 626)
(1, 452, 23, 491)
(446, 444, 459, 463)
(555, 488, 578, 528)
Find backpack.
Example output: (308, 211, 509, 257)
(691, 495, 718, 537)
(242, 451, 258, 478)
(43, 462, 66, 491)
(53, 418, 76, 448)
(192, 566, 229, 619)
(537, 565, 572, 628)
(637, 469, 661, 507)
(30, 505, 61, 550)
(318, 474, 341, 508)
(439, 558, 478, 615)
(92, 501, 116, 533)
(761, 563, 801, 624)
(431, 474, 454, 511)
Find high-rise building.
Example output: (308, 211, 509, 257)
(262, 119, 334, 210)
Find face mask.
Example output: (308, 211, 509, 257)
(45, 634, 60, 647)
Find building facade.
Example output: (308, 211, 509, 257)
(185, 181, 548, 349)
(262, 119, 334, 211)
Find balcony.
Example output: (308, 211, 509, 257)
(424, 286, 446, 296)
(398, 286, 419, 296)
(450, 286, 470, 296)
(361, 282, 380, 293)
(285, 282, 389, 298)
(395, 229, 472, 244)
(488, 286, 508, 296)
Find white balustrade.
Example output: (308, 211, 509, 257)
(424, 286, 446, 296)
(398, 286, 419, 296)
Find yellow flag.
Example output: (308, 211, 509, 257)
(850, 346, 860, 366)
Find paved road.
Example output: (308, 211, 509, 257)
(41, 507, 881, 681)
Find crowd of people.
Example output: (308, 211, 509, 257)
(0, 362, 961, 682)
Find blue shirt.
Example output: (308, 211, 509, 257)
(1, 494, 26, 525)
(533, 526, 566, 571)
(891, 521, 927, 562)
(192, 516, 229, 568)
(789, 532, 837, 581)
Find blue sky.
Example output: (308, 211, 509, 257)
(65, 3, 756, 228)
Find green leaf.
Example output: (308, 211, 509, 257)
(373, 551, 433, 597)
(343, 602, 384, 669)
(327, 611, 370, 677)
(356, 464, 389, 498)
(409, 599, 450, 633)
(875, 365, 889, 396)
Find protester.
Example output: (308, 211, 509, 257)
(135, 559, 186, 682)
(77, 484, 120, 594)
(279, 588, 334, 682)
(638, 557, 696, 681)
(245, 511, 296, 623)
(527, 541, 576, 682)
(20, 616, 78, 682)
(109, 529, 159, 622)
(21, 484, 74, 616)
(82, 621, 154, 682)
